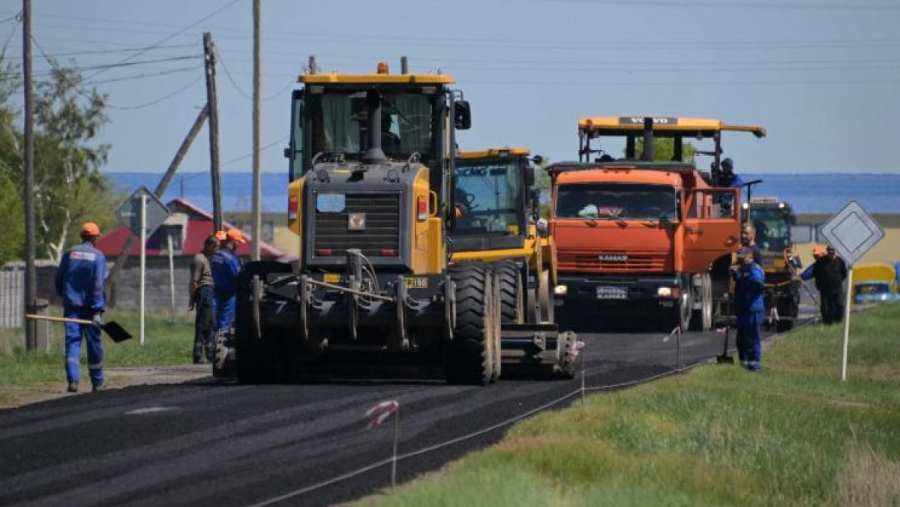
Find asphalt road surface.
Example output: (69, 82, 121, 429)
(0, 319, 791, 507)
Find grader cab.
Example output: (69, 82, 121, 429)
(228, 62, 504, 384)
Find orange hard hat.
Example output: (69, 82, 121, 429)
(226, 229, 246, 244)
(812, 246, 826, 257)
(214, 230, 227, 241)
(80, 222, 101, 237)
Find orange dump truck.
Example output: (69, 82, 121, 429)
(549, 116, 766, 331)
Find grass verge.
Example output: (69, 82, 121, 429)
(0, 307, 196, 401)
(362, 304, 900, 507)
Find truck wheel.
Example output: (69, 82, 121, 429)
(235, 261, 292, 384)
(493, 260, 524, 324)
(699, 272, 713, 332)
(446, 264, 494, 385)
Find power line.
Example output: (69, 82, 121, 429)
(84, 0, 243, 81)
(3, 42, 196, 59)
(87, 66, 200, 85)
(105, 74, 203, 111)
(217, 50, 296, 102)
(222, 135, 287, 167)
(31, 54, 200, 77)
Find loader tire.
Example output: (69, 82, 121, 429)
(493, 261, 524, 324)
(446, 264, 494, 385)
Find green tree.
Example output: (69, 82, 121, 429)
(0, 56, 118, 262)
(630, 138, 696, 164)
(0, 170, 24, 264)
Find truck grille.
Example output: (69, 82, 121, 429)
(559, 251, 668, 273)
(314, 193, 401, 256)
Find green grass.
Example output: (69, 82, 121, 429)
(0, 307, 195, 398)
(363, 305, 900, 507)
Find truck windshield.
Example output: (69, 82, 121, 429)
(555, 183, 676, 220)
(748, 207, 792, 252)
(454, 160, 522, 235)
(309, 92, 434, 160)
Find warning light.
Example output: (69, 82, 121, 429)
(417, 195, 427, 221)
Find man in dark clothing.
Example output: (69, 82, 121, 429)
(731, 246, 765, 372)
(210, 229, 244, 332)
(189, 235, 218, 363)
(741, 224, 764, 266)
(55, 222, 107, 393)
(801, 245, 847, 324)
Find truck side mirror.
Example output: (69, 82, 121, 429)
(536, 218, 549, 238)
(454, 100, 471, 130)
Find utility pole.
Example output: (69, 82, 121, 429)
(22, 0, 37, 351)
(251, 0, 262, 260)
(203, 32, 223, 232)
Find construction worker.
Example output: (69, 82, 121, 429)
(210, 229, 244, 332)
(740, 224, 763, 266)
(54, 222, 107, 393)
(801, 245, 847, 324)
(189, 235, 218, 363)
(731, 246, 765, 372)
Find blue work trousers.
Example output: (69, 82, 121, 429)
(64, 306, 104, 385)
(215, 291, 236, 332)
(736, 310, 763, 371)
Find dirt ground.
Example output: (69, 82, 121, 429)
(0, 364, 212, 410)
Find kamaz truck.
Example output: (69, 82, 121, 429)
(550, 116, 766, 331)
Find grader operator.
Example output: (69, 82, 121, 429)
(227, 62, 503, 384)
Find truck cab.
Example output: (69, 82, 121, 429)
(551, 116, 766, 331)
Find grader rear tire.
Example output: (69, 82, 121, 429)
(446, 264, 494, 385)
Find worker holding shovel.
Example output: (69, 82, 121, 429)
(54, 222, 108, 393)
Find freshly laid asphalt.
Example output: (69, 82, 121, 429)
(0, 317, 790, 507)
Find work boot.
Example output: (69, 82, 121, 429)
(67, 382, 79, 393)
(92, 382, 107, 393)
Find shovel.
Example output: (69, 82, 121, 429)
(26, 314, 133, 343)
(716, 323, 734, 364)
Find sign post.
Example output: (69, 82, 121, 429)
(115, 187, 170, 346)
(818, 201, 884, 382)
(140, 193, 146, 345)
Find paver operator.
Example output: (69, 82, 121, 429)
(210, 229, 244, 332)
(55, 222, 108, 393)
(731, 246, 765, 372)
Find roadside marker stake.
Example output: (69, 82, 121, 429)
(571, 340, 586, 405)
(364, 399, 401, 488)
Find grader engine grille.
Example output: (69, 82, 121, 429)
(314, 193, 401, 256)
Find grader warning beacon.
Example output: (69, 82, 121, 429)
(226, 61, 505, 384)
(450, 148, 575, 377)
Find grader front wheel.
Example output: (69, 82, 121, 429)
(446, 264, 495, 385)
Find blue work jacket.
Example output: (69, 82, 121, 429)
(210, 246, 241, 296)
(55, 241, 107, 311)
(733, 262, 765, 314)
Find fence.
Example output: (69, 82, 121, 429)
(0, 265, 23, 328)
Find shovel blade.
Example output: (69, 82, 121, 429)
(717, 355, 735, 364)
(101, 321, 133, 343)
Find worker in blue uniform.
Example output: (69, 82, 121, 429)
(210, 228, 244, 331)
(731, 246, 766, 372)
(55, 222, 107, 393)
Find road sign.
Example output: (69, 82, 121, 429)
(115, 187, 169, 238)
(818, 201, 883, 267)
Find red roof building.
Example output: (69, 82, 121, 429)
(95, 198, 284, 259)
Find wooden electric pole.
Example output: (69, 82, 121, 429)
(203, 32, 223, 232)
(251, 0, 262, 260)
(22, 0, 37, 351)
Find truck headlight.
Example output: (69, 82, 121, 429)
(554, 285, 568, 295)
(657, 287, 672, 297)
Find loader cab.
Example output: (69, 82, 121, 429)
(450, 149, 537, 251)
